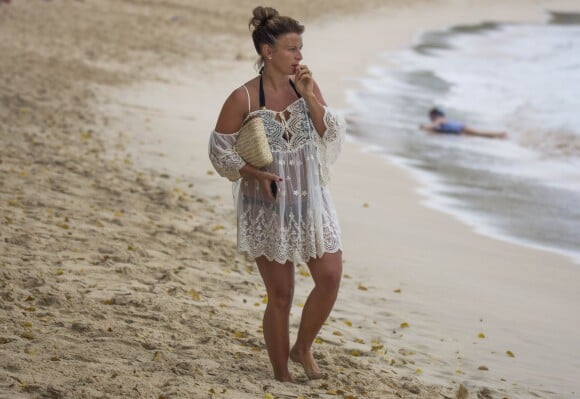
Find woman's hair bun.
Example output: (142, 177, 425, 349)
(249, 6, 279, 31)
(248, 6, 304, 62)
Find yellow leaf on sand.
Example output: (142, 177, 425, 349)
(212, 224, 225, 231)
(262, 295, 268, 304)
(400, 322, 410, 328)
(350, 349, 361, 357)
(357, 283, 368, 291)
(354, 338, 365, 344)
(188, 290, 201, 300)
(478, 332, 486, 339)
(416, 368, 422, 374)
(264, 394, 274, 399)
(80, 131, 92, 142)
(314, 337, 323, 344)
(233, 331, 248, 339)
(55, 268, 64, 276)
(371, 344, 384, 352)
(332, 331, 343, 336)
(506, 350, 515, 358)
(394, 288, 401, 293)
(344, 320, 353, 327)
(363, 203, 370, 208)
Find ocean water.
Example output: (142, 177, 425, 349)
(346, 11, 580, 262)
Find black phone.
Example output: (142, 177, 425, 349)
(270, 181, 278, 198)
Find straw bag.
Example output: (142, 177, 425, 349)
(235, 115, 272, 168)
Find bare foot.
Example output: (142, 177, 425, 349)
(290, 346, 323, 380)
(274, 373, 295, 383)
(488, 132, 508, 139)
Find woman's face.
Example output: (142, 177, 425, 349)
(269, 32, 303, 75)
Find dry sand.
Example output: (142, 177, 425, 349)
(1, 1, 579, 399)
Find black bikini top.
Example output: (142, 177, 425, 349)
(259, 73, 301, 110)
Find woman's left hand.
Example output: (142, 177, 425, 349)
(294, 64, 314, 97)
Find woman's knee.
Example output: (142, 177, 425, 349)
(311, 254, 342, 291)
(267, 285, 294, 311)
(256, 258, 294, 311)
(319, 268, 342, 292)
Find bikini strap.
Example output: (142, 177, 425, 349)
(259, 75, 266, 109)
(241, 85, 251, 113)
(289, 79, 302, 99)
(258, 74, 302, 110)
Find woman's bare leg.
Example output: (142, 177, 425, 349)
(256, 256, 295, 382)
(463, 126, 507, 139)
(291, 251, 342, 379)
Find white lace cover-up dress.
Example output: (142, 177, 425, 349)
(208, 90, 345, 265)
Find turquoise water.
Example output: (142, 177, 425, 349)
(347, 12, 580, 263)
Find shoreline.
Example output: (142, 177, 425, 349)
(322, 2, 580, 395)
(342, 14, 580, 266)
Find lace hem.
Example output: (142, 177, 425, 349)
(237, 196, 342, 265)
(239, 246, 343, 266)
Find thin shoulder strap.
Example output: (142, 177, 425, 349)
(259, 75, 266, 109)
(258, 75, 302, 110)
(288, 79, 302, 99)
(241, 85, 251, 113)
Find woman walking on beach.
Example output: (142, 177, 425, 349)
(208, 6, 345, 382)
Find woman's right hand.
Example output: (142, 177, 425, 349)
(240, 165, 282, 201)
(256, 171, 282, 202)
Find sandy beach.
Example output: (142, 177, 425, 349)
(2, 1, 580, 398)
